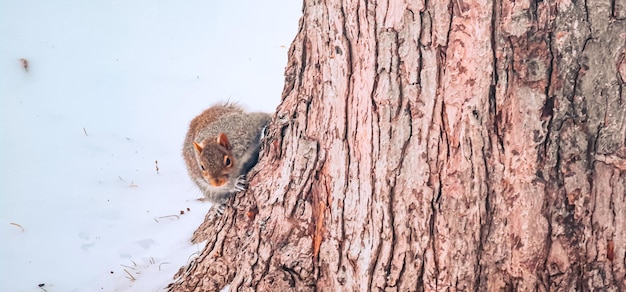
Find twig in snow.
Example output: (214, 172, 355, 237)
(10, 222, 25, 232)
(159, 262, 171, 271)
(123, 269, 136, 281)
(154, 215, 180, 222)
(187, 251, 200, 263)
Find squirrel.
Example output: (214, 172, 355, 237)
(182, 102, 271, 207)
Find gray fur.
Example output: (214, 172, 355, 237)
(182, 103, 271, 204)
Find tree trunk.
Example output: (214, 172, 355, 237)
(168, 0, 626, 291)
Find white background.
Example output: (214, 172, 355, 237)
(0, 1, 301, 291)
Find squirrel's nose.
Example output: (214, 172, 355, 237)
(209, 177, 227, 187)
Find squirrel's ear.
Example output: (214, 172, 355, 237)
(193, 141, 204, 154)
(217, 133, 232, 150)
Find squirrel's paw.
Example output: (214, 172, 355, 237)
(207, 203, 226, 219)
(234, 175, 248, 192)
(216, 203, 226, 216)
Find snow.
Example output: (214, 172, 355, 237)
(0, 1, 301, 291)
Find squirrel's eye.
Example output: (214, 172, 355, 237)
(200, 164, 205, 171)
(224, 156, 232, 167)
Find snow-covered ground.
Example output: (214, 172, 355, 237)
(0, 1, 301, 291)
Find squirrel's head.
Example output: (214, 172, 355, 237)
(193, 133, 236, 187)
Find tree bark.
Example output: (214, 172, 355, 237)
(168, 0, 626, 291)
